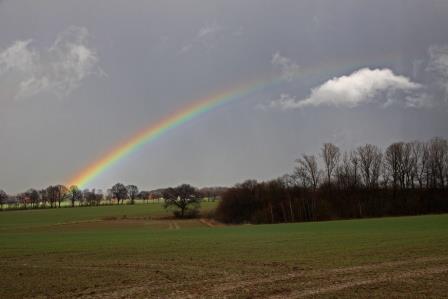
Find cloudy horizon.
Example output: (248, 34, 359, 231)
(1, 0, 448, 193)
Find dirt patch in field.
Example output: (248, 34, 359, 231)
(268, 265, 448, 298)
(60, 255, 448, 299)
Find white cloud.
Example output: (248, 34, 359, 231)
(271, 68, 421, 109)
(271, 52, 300, 81)
(0, 26, 104, 99)
(0, 39, 37, 74)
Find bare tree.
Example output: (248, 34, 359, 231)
(357, 144, 382, 188)
(26, 189, 40, 208)
(410, 141, 427, 189)
(126, 185, 139, 205)
(95, 189, 103, 205)
(0, 190, 8, 209)
(335, 151, 358, 190)
(321, 143, 340, 185)
(295, 154, 321, 191)
(16, 193, 28, 208)
(385, 142, 403, 193)
(39, 189, 48, 208)
(46, 186, 57, 208)
(402, 143, 415, 189)
(139, 191, 150, 203)
(68, 185, 82, 207)
(105, 189, 113, 204)
(350, 150, 360, 187)
(429, 137, 448, 188)
(111, 183, 128, 204)
(55, 185, 68, 208)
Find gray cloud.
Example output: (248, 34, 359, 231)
(0, 26, 104, 99)
(271, 52, 300, 81)
(178, 22, 223, 54)
(426, 44, 448, 102)
(0, 40, 37, 74)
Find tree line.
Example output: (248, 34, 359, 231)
(216, 137, 448, 224)
(0, 182, 225, 212)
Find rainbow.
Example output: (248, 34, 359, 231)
(68, 74, 277, 188)
(68, 53, 400, 188)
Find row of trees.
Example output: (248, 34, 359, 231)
(0, 181, 226, 213)
(294, 137, 448, 191)
(216, 137, 448, 224)
(0, 183, 140, 209)
(0, 182, 205, 219)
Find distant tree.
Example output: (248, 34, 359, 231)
(410, 141, 428, 189)
(126, 185, 139, 205)
(357, 144, 382, 189)
(39, 189, 48, 207)
(46, 185, 68, 208)
(55, 185, 68, 208)
(385, 142, 403, 196)
(321, 143, 340, 185)
(26, 189, 40, 208)
(95, 189, 103, 205)
(105, 189, 113, 204)
(162, 184, 201, 218)
(139, 191, 150, 203)
(16, 192, 30, 208)
(68, 185, 82, 207)
(294, 154, 321, 191)
(429, 137, 448, 188)
(335, 152, 351, 190)
(0, 190, 8, 209)
(46, 186, 57, 208)
(82, 189, 90, 205)
(111, 183, 128, 204)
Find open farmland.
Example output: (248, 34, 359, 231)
(0, 204, 447, 298)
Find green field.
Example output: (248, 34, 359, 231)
(1, 204, 448, 298)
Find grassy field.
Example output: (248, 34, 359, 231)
(1, 203, 448, 298)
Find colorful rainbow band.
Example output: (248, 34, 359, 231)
(67, 53, 400, 189)
(68, 75, 276, 189)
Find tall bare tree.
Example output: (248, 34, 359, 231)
(410, 141, 427, 189)
(55, 185, 68, 208)
(126, 185, 139, 205)
(385, 142, 403, 193)
(321, 143, 340, 185)
(357, 144, 382, 188)
(335, 151, 359, 190)
(295, 154, 321, 191)
(429, 137, 448, 188)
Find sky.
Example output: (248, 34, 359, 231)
(1, 0, 448, 193)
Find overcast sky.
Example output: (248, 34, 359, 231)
(1, 0, 448, 193)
